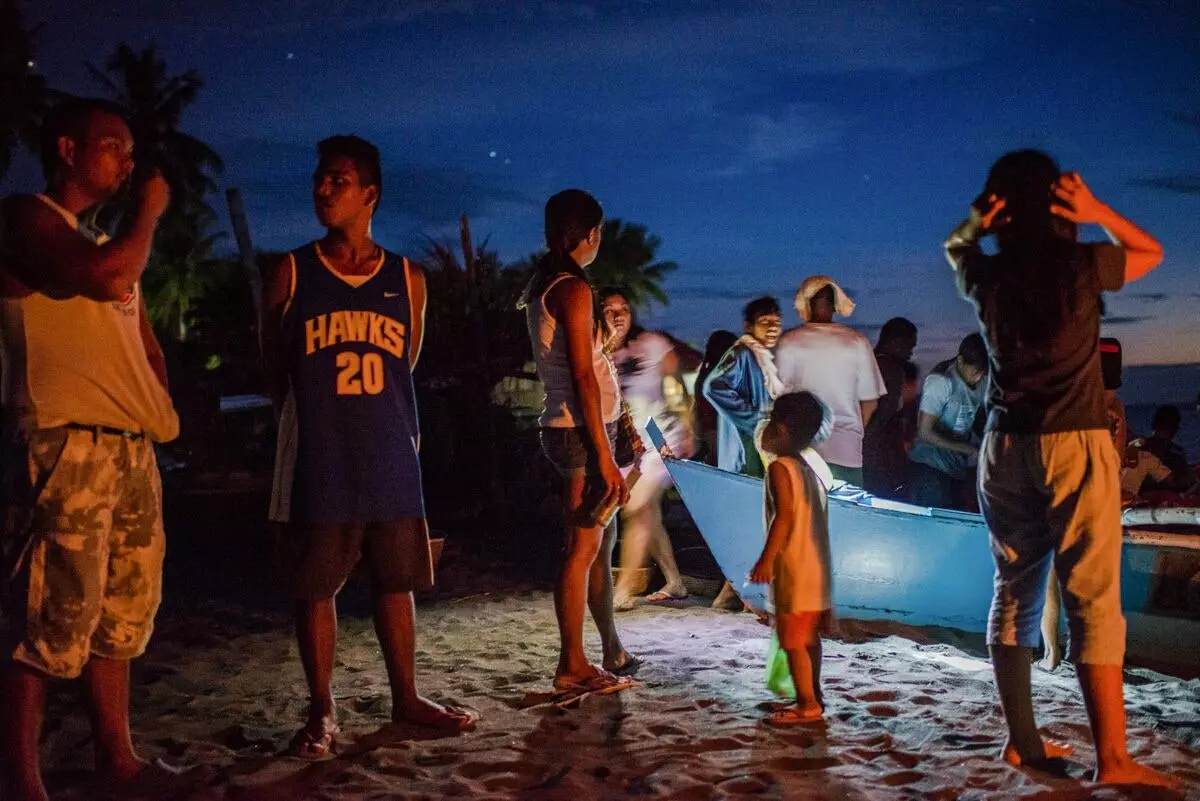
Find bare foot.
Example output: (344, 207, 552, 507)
(613, 593, 639, 612)
(764, 703, 824, 727)
(1095, 756, 1182, 789)
(711, 582, 741, 611)
(602, 651, 643, 675)
(393, 696, 479, 733)
(1036, 649, 1062, 672)
(1002, 737, 1074, 767)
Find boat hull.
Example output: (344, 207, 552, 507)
(647, 422, 1200, 673)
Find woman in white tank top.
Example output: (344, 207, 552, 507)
(518, 190, 638, 692)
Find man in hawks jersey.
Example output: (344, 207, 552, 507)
(262, 136, 478, 758)
(0, 99, 177, 801)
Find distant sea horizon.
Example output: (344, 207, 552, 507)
(1119, 363, 1200, 462)
(1117, 363, 1200, 407)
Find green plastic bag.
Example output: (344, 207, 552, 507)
(764, 631, 795, 698)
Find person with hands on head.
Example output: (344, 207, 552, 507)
(0, 98, 180, 801)
(520, 189, 637, 692)
(946, 150, 1177, 789)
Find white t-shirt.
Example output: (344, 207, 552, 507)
(774, 323, 886, 468)
(908, 369, 985, 479)
(1121, 449, 1171, 496)
(610, 331, 673, 405)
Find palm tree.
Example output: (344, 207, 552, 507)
(0, 0, 46, 180)
(512, 219, 678, 311)
(420, 218, 530, 375)
(86, 43, 223, 215)
(588, 219, 677, 310)
(81, 43, 230, 341)
(142, 208, 231, 342)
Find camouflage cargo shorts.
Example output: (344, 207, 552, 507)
(0, 427, 165, 679)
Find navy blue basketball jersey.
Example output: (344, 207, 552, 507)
(283, 242, 424, 523)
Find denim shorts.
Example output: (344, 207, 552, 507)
(539, 423, 617, 475)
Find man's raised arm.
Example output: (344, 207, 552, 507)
(1051, 172, 1163, 284)
(1, 172, 169, 301)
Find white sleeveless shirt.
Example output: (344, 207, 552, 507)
(0, 195, 179, 442)
(526, 273, 619, 428)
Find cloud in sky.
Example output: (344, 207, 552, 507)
(1103, 315, 1154, 326)
(1131, 174, 1200, 195)
(715, 103, 841, 176)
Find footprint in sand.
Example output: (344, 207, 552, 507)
(910, 695, 937, 705)
(693, 736, 754, 753)
(848, 731, 895, 749)
(882, 769, 926, 786)
(857, 690, 900, 703)
(941, 732, 997, 750)
(887, 750, 924, 769)
(152, 736, 190, 758)
(866, 704, 901, 717)
(212, 724, 275, 752)
(458, 760, 541, 780)
(767, 755, 840, 772)
(775, 730, 820, 749)
(716, 774, 773, 793)
(413, 751, 460, 768)
(352, 695, 389, 714)
(646, 723, 688, 737)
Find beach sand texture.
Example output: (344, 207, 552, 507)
(38, 582, 1199, 801)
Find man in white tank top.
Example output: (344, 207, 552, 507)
(0, 98, 177, 801)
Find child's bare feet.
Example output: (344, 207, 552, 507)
(764, 703, 823, 727)
(1094, 755, 1182, 788)
(1001, 737, 1073, 767)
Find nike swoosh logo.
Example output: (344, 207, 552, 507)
(384, 292, 400, 298)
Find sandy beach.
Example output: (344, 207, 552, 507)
(34, 541, 1200, 801)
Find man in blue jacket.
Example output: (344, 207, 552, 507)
(703, 296, 784, 478)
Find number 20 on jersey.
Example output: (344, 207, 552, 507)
(336, 351, 385, 395)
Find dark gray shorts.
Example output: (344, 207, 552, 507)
(539, 423, 617, 475)
(276, 518, 433, 600)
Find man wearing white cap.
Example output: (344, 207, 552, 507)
(774, 276, 886, 486)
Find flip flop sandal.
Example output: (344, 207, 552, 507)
(553, 670, 632, 694)
(644, 589, 689, 603)
(288, 721, 341, 760)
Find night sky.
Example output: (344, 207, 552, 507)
(6, 1, 1199, 369)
